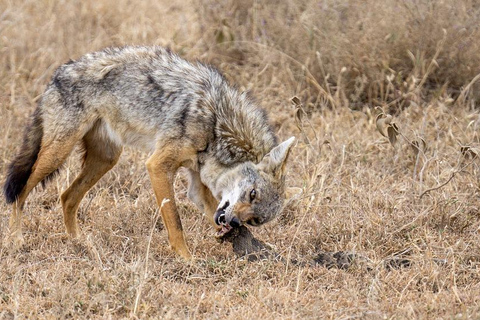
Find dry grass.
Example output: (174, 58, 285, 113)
(196, 0, 480, 107)
(1, 0, 480, 318)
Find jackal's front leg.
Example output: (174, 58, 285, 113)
(146, 148, 191, 259)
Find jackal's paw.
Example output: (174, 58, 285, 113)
(170, 244, 193, 261)
(65, 223, 81, 238)
(3, 231, 25, 250)
(66, 229, 81, 239)
(178, 249, 193, 261)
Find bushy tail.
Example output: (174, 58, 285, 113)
(4, 108, 51, 204)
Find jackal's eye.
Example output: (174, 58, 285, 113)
(249, 189, 256, 202)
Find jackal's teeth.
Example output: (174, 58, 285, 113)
(215, 224, 233, 238)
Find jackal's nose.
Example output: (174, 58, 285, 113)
(229, 216, 241, 228)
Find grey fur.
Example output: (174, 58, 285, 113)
(46, 46, 277, 161)
(4, 46, 295, 255)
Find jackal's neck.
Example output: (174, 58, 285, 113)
(203, 83, 278, 167)
(196, 82, 278, 199)
(198, 157, 239, 200)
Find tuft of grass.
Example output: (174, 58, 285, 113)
(195, 0, 480, 109)
(1, 0, 480, 319)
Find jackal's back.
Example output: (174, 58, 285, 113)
(47, 46, 277, 163)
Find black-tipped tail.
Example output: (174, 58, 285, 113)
(4, 108, 45, 203)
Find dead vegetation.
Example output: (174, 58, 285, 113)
(1, 0, 480, 318)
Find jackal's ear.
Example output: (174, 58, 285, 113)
(259, 136, 296, 178)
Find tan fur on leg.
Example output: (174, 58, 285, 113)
(7, 138, 78, 247)
(61, 127, 122, 238)
(146, 147, 192, 260)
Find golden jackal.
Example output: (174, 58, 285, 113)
(4, 46, 295, 259)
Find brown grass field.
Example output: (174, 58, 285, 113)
(1, 0, 480, 318)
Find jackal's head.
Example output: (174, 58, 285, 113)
(213, 137, 295, 237)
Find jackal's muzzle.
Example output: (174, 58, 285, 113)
(214, 201, 241, 237)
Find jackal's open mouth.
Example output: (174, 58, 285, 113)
(214, 203, 235, 238)
(215, 223, 233, 238)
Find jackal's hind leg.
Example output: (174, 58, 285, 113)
(61, 126, 122, 238)
(7, 139, 78, 247)
(8, 202, 26, 248)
